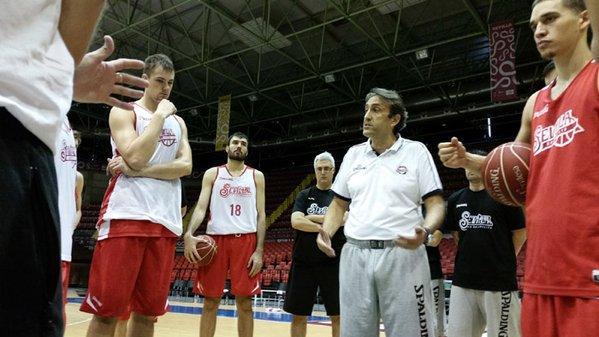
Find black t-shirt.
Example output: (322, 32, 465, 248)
(426, 246, 443, 280)
(445, 188, 525, 291)
(292, 186, 346, 264)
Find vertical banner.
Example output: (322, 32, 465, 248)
(215, 94, 231, 151)
(490, 21, 517, 102)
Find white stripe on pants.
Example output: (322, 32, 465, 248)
(339, 240, 434, 337)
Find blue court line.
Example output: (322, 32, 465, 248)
(68, 297, 329, 323)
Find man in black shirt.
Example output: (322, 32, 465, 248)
(445, 150, 527, 337)
(284, 152, 346, 337)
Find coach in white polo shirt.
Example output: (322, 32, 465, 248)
(317, 87, 445, 337)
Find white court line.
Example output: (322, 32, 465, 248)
(67, 318, 92, 326)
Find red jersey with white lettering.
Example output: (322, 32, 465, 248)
(207, 165, 257, 235)
(524, 60, 599, 297)
(97, 103, 182, 239)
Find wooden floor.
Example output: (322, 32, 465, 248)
(64, 300, 386, 337)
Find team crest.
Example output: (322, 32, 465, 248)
(159, 128, 177, 147)
(533, 110, 585, 155)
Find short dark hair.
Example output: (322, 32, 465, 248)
(471, 149, 488, 157)
(365, 87, 408, 134)
(143, 54, 174, 76)
(228, 132, 249, 146)
(532, 0, 585, 12)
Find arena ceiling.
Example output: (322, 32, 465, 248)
(72, 0, 546, 167)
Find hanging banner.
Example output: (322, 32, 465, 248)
(490, 21, 517, 102)
(215, 94, 231, 151)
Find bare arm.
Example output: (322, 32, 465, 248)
(512, 228, 527, 256)
(73, 171, 84, 229)
(59, 0, 105, 64)
(305, 214, 325, 223)
(183, 168, 216, 263)
(108, 101, 175, 170)
(247, 170, 266, 278)
(514, 94, 537, 144)
(126, 116, 192, 179)
(396, 195, 446, 249)
(291, 212, 322, 233)
(316, 197, 349, 257)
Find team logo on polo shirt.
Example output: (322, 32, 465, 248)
(458, 211, 493, 230)
(533, 109, 585, 156)
(396, 165, 407, 174)
(159, 128, 177, 147)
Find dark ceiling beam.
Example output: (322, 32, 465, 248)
(461, 0, 489, 36)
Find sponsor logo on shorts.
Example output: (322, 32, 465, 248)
(533, 109, 585, 156)
(414, 284, 429, 336)
(159, 128, 178, 147)
(219, 183, 252, 198)
(458, 211, 493, 230)
(498, 291, 512, 337)
(307, 203, 328, 215)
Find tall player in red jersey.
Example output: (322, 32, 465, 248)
(81, 54, 192, 337)
(184, 132, 266, 337)
(438, 1, 599, 336)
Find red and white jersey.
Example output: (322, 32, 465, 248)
(97, 103, 182, 239)
(524, 60, 599, 297)
(55, 117, 77, 261)
(207, 165, 258, 235)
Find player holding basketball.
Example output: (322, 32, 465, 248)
(438, 1, 599, 335)
(184, 132, 266, 337)
(81, 53, 192, 337)
(444, 149, 526, 337)
(317, 88, 445, 337)
(284, 151, 345, 337)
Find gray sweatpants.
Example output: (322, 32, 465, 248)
(339, 238, 434, 337)
(431, 278, 446, 337)
(447, 285, 521, 337)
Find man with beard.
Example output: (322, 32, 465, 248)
(184, 132, 266, 337)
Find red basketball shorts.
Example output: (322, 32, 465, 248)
(522, 293, 599, 337)
(80, 228, 177, 317)
(194, 233, 261, 298)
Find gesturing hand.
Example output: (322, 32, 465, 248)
(73, 35, 149, 110)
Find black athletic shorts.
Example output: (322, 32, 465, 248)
(0, 110, 63, 337)
(283, 259, 340, 316)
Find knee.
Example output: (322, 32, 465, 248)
(130, 313, 156, 325)
(235, 297, 253, 313)
(292, 315, 308, 324)
(203, 297, 221, 312)
(93, 315, 117, 326)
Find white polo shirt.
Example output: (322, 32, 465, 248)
(332, 137, 443, 240)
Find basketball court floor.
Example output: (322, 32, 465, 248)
(63, 290, 387, 337)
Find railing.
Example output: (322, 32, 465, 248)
(265, 173, 315, 227)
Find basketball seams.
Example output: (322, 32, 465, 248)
(499, 144, 521, 206)
(509, 143, 530, 171)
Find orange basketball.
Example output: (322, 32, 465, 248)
(482, 142, 531, 207)
(196, 235, 217, 267)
